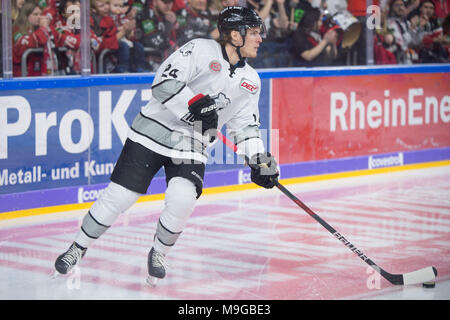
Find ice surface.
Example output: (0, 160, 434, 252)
(0, 165, 449, 300)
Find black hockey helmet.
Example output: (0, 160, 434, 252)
(218, 6, 265, 39)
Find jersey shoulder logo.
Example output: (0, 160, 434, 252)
(179, 41, 195, 56)
(209, 60, 221, 72)
(239, 78, 259, 94)
(212, 92, 231, 111)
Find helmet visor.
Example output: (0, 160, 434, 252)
(244, 23, 267, 39)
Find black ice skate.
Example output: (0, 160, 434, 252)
(54, 242, 87, 275)
(146, 247, 168, 287)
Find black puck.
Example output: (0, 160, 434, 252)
(422, 282, 435, 288)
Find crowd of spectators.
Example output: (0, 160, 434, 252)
(2, 0, 449, 76)
(374, 0, 449, 64)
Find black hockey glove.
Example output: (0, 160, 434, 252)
(188, 94, 218, 143)
(249, 152, 279, 189)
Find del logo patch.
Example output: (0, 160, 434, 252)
(209, 60, 221, 72)
(239, 78, 258, 94)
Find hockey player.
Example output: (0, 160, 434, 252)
(54, 6, 279, 286)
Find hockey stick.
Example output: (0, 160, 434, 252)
(216, 131, 437, 286)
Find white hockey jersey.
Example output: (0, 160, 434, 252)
(128, 38, 265, 163)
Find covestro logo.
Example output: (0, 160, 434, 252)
(77, 187, 106, 203)
(368, 153, 404, 169)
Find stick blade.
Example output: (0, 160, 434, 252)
(402, 266, 437, 285)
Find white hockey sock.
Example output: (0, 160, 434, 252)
(75, 181, 140, 248)
(153, 177, 197, 255)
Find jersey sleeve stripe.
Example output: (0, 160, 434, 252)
(151, 79, 187, 104)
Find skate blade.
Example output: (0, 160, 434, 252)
(146, 275, 160, 287)
(51, 267, 74, 279)
(51, 270, 63, 279)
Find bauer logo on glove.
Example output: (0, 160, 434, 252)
(200, 104, 217, 114)
(188, 94, 219, 143)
